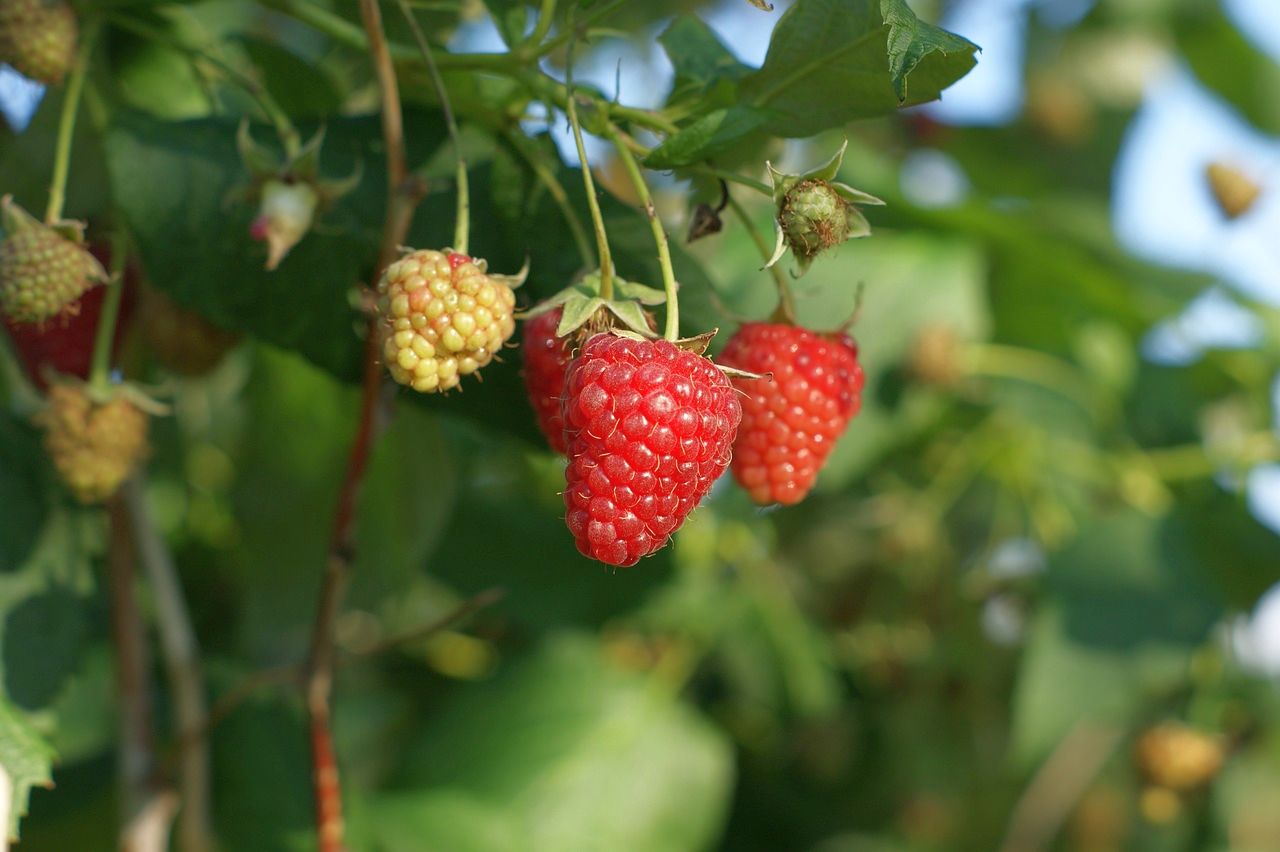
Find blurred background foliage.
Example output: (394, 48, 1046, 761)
(1, 0, 1280, 850)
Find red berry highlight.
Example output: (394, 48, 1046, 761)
(562, 333, 741, 567)
(718, 322, 864, 505)
(521, 307, 571, 454)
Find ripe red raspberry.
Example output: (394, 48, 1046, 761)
(0, 0, 77, 86)
(718, 323, 864, 505)
(562, 334, 742, 567)
(377, 249, 516, 393)
(522, 307, 571, 453)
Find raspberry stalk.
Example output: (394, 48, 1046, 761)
(565, 26, 614, 300)
(88, 231, 127, 393)
(394, 0, 469, 254)
(606, 125, 680, 340)
(45, 18, 98, 224)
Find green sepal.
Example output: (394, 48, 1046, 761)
(521, 269, 663, 339)
(487, 256, 530, 290)
(557, 293, 606, 336)
(287, 125, 327, 181)
(0, 195, 39, 235)
(832, 182, 885, 207)
(605, 299, 656, 337)
(317, 159, 364, 206)
(237, 119, 282, 178)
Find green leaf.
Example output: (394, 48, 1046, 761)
(0, 696, 54, 841)
(1174, 2, 1280, 136)
(659, 16, 751, 107)
(740, 0, 977, 135)
(379, 635, 734, 852)
(879, 0, 981, 102)
(643, 106, 773, 170)
(648, 0, 977, 166)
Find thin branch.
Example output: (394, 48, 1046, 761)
(108, 496, 174, 852)
(564, 14, 613, 296)
(302, 1, 425, 849)
(726, 193, 794, 323)
(189, 588, 505, 747)
(503, 128, 595, 271)
(45, 20, 98, 223)
(394, 0, 469, 254)
(124, 478, 213, 852)
(605, 124, 679, 339)
(998, 722, 1125, 852)
(351, 587, 506, 657)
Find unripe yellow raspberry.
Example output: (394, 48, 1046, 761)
(376, 249, 516, 393)
(1134, 722, 1224, 793)
(37, 383, 149, 504)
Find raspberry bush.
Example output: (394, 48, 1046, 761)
(0, 2, 1276, 851)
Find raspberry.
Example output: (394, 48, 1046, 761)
(718, 323, 864, 505)
(1134, 722, 1224, 793)
(377, 249, 516, 393)
(0, 0, 77, 86)
(521, 307, 571, 453)
(780, 180, 852, 261)
(139, 287, 239, 376)
(36, 383, 149, 504)
(0, 197, 105, 324)
(562, 334, 742, 567)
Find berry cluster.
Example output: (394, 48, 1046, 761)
(520, 316, 865, 565)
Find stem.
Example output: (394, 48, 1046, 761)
(265, 0, 675, 134)
(89, 231, 129, 393)
(108, 496, 175, 852)
(503, 129, 595, 270)
(46, 20, 99, 224)
(124, 479, 213, 852)
(303, 2, 424, 849)
(530, 0, 627, 59)
(394, 0, 469, 254)
(696, 166, 771, 196)
(998, 723, 1124, 852)
(606, 125, 679, 339)
(565, 30, 613, 298)
(526, 0, 557, 49)
(727, 194, 793, 323)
